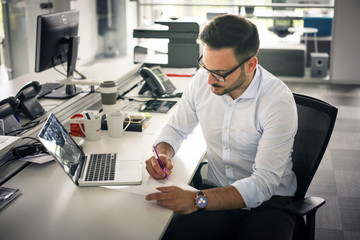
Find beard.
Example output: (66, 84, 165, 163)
(210, 70, 247, 96)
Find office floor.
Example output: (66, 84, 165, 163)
(285, 81, 360, 240)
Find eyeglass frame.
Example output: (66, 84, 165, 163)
(197, 55, 253, 82)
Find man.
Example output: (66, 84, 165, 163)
(145, 14, 298, 240)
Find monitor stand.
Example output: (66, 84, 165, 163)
(43, 85, 79, 99)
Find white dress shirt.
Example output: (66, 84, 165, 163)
(155, 65, 298, 208)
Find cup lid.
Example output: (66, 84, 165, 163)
(100, 81, 117, 88)
(107, 111, 124, 116)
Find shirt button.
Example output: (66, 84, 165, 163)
(224, 147, 228, 151)
(229, 104, 232, 108)
(224, 126, 229, 130)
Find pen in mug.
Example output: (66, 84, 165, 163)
(153, 145, 168, 180)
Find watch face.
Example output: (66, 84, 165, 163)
(196, 195, 208, 208)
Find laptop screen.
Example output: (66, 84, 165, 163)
(38, 113, 84, 184)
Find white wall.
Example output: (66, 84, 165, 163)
(6, 0, 134, 79)
(71, 0, 137, 65)
(330, 0, 360, 84)
(126, 0, 138, 56)
(70, 0, 99, 65)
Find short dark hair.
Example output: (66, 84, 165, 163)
(199, 14, 260, 62)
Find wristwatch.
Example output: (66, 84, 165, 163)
(194, 190, 208, 211)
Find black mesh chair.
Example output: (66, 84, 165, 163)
(281, 93, 337, 240)
(191, 93, 338, 240)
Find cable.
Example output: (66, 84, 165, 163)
(22, 136, 41, 143)
(119, 96, 148, 102)
(10, 137, 48, 159)
(51, 58, 86, 80)
(6, 119, 41, 136)
(74, 69, 86, 79)
(118, 79, 145, 99)
(22, 120, 40, 128)
(53, 65, 67, 77)
(0, 137, 49, 167)
(0, 137, 48, 167)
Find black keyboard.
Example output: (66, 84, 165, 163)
(37, 82, 63, 98)
(85, 153, 117, 182)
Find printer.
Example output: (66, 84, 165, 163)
(133, 17, 204, 68)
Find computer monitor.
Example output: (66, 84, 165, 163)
(35, 9, 80, 99)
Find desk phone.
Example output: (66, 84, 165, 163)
(138, 66, 176, 97)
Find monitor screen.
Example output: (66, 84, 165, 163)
(35, 10, 79, 78)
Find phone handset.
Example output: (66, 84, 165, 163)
(16, 81, 42, 101)
(138, 67, 167, 97)
(15, 81, 45, 120)
(0, 96, 22, 135)
(0, 96, 20, 118)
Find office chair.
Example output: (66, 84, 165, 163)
(268, 19, 293, 38)
(281, 93, 337, 240)
(268, 0, 294, 38)
(191, 93, 338, 240)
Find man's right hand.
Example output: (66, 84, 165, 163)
(145, 154, 173, 179)
(145, 142, 174, 180)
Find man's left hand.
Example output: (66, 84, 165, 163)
(145, 186, 197, 214)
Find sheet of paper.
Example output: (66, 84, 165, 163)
(104, 177, 197, 196)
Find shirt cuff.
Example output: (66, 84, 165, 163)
(232, 178, 265, 208)
(154, 136, 180, 155)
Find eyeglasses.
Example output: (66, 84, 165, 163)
(197, 55, 252, 82)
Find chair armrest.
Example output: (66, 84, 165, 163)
(281, 196, 325, 216)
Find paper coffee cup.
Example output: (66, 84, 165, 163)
(100, 81, 117, 114)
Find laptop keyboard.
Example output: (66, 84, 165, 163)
(85, 153, 116, 181)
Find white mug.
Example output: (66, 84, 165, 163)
(79, 115, 102, 141)
(106, 112, 131, 138)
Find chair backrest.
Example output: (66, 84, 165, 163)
(292, 93, 338, 201)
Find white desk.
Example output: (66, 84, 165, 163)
(0, 127, 206, 240)
(0, 59, 207, 240)
(0, 58, 138, 184)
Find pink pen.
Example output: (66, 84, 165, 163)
(153, 145, 168, 180)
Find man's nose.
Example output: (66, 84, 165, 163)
(207, 73, 218, 85)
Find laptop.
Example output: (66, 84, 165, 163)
(38, 113, 142, 187)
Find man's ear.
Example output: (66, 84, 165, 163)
(246, 56, 258, 73)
